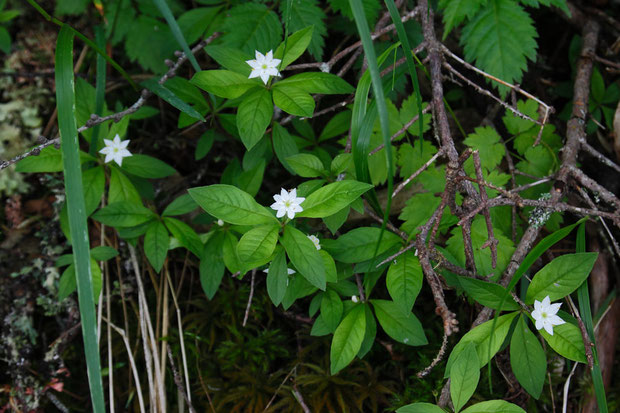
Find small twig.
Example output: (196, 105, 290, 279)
(354, 274, 366, 302)
(416, 329, 448, 378)
(243, 269, 257, 327)
(472, 150, 498, 268)
(562, 361, 580, 413)
(578, 138, 620, 174)
(565, 295, 594, 369)
(166, 347, 197, 413)
(291, 386, 311, 413)
(263, 365, 299, 412)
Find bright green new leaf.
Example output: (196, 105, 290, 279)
(397, 403, 447, 413)
(272, 123, 299, 174)
(319, 250, 338, 283)
(275, 72, 354, 94)
(16, 146, 90, 173)
(188, 184, 277, 226)
(357, 304, 377, 358)
(445, 312, 518, 377)
(330, 304, 366, 374)
(92, 201, 155, 227)
(237, 87, 273, 150)
(90, 246, 118, 261)
(108, 168, 141, 204)
(461, 400, 526, 413)
(451, 342, 480, 413)
(372, 299, 427, 346)
(58, 259, 102, 302)
(286, 153, 325, 177)
(144, 220, 169, 273)
(266, 248, 288, 306)
(82, 166, 105, 216)
(525, 252, 597, 303)
(236, 224, 279, 269)
(537, 318, 587, 363)
(191, 70, 259, 99)
(386, 251, 423, 314)
(273, 85, 315, 117)
(510, 315, 546, 399)
(281, 225, 326, 290)
(163, 217, 203, 257)
(321, 289, 344, 332)
(331, 153, 352, 175)
(297, 180, 373, 218)
(274, 26, 313, 69)
(122, 154, 177, 178)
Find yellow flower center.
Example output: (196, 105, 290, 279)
(262, 64, 268, 69)
(113, 148, 119, 153)
(284, 201, 291, 207)
(541, 312, 547, 318)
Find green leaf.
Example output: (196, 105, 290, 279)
(82, 166, 105, 216)
(266, 248, 288, 306)
(275, 72, 354, 94)
(525, 252, 598, 303)
(274, 26, 313, 69)
(122, 154, 177, 179)
(144, 220, 169, 273)
(125, 15, 177, 73)
(163, 217, 203, 257)
(357, 304, 377, 358)
(204, 45, 253, 75)
(90, 246, 118, 261)
(297, 180, 373, 218)
(386, 251, 423, 314)
(195, 130, 216, 161)
(510, 315, 546, 399)
(236, 224, 279, 269)
(323, 206, 349, 235)
(451, 342, 480, 412)
(108, 168, 141, 204)
(189, 184, 277, 226)
(322, 227, 402, 264)
(439, 0, 486, 37)
(16, 146, 64, 172)
(152, 0, 200, 72)
(461, 400, 526, 413)
(92, 201, 155, 227)
(58, 259, 102, 302)
(177, 6, 221, 44)
(319, 249, 338, 283)
(371, 299, 427, 346)
(330, 304, 366, 374)
(331, 153, 353, 175)
(461, 0, 538, 97)
(200, 232, 226, 299)
(458, 277, 520, 311)
(398, 94, 431, 137)
(55, 25, 104, 412)
(281, 225, 326, 290)
(463, 126, 505, 171)
(142, 78, 204, 121)
(286, 153, 325, 177)
(0, 26, 10, 54)
(222, 232, 242, 274)
(237, 87, 273, 150)
(190, 70, 259, 99)
(321, 289, 344, 332)
(273, 85, 315, 117)
(537, 318, 587, 362)
(397, 403, 447, 413)
(279, 0, 327, 60)
(162, 193, 198, 216)
(272, 123, 299, 174)
(445, 312, 518, 377)
(220, 3, 283, 54)
(320, 111, 352, 141)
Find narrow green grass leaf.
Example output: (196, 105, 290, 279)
(55, 24, 105, 412)
(142, 78, 205, 121)
(152, 0, 200, 72)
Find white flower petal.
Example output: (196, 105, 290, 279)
(543, 322, 554, 335)
(266, 50, 273, 60)
(275, 208, 286, 218)
(534, 299, 542, 312)
(535, 319, 544, 331)
(548, 314, 565, 326)
(547, 302, 562, 315)
(542, 295, 551, 308)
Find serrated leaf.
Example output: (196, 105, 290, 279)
(144, 220, 169, 273)
(273, 85, 315, 117)
(525, 252, 598, 303)
(188, 184, 277, 226)
(461, 0, 538, 97)
(439, 0, 486, 37)
(237, 87, 273, 150)
(371, 299, 427, 346)
(330, 304, 366, 374)
(463, 126, 505, 171)
(297, 180, 373, 218)
(510, 315, 546, 399)
(386, 251, 423, 314)
(281, 225, 326, 290)
(280, 0, 326, 60)
(220, 3, 282, 54)
(125, 16, 177, 73)
(398, 94, 431, 137)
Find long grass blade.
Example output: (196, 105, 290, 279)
(153, 0, 201, 72)
(56, 24, 105, 412)
(576, 223, 608, 412)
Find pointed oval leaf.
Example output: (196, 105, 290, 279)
(280, 225, 326, 290)
(236, 224, 279, 268)
(237, 87, 273, 150)
(451, 342, 480, 413)
(461, 400, 526, 413)
(266, 247, 288, 306)
(321, 289, 344, 332)
(330, 304, 366, 374)
(297, 180, 373, 219)
(273, 85, 315, 117)
(386, 251, 423, 314)
(458, 276, 520, 311)
(190, 70, 258, 99)
(371, 299, 427, 346)
(92, 201, 155, 227)
(510, 315, 546, 399)
(144, 220, 169, 273)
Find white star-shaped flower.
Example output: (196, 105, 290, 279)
(246, 50, 281, 85)
(270, 188, 304, 219)
(531, 295, 565, 335)
(307, 234, 321, 250)
(351, 295, 359, 303)
(99, 134, 132, 166)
